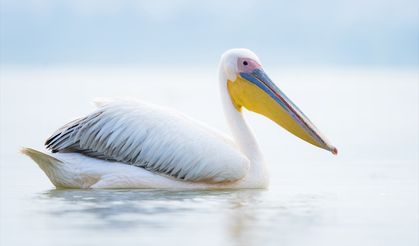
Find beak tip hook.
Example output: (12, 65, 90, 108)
(331, 147, 338, 156)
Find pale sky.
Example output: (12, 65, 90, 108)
(1, 0, 418, 66)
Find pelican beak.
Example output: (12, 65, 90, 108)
(227, 68, 338, 155)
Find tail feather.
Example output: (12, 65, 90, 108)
(21, 147, 100, 188)
(21, 147, 67, 188)
(21, 147, 62, 166)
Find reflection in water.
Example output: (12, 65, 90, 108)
(39, 189, 250, 230)
(35, 188, 328, 246)
(227, 191, 261, 246)
(225, 190, 329, 246)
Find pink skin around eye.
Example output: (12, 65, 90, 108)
(237, 58, 261, 73)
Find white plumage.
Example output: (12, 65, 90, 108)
(45, 100, 249, 184)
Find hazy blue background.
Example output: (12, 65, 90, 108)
(1, 1, 418, 246)
(1, 0, 418, 66)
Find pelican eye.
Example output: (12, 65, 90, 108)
(243, 61, 248, 66)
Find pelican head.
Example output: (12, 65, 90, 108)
(220, 48, 337, 155)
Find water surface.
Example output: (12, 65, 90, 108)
(1, 67, 417, 245)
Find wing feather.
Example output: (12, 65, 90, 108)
(45, 100, 249, 183)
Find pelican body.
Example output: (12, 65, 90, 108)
(22, 49, 337, 189)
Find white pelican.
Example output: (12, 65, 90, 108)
(22, 49, 337, 189)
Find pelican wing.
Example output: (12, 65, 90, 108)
(45, 100, 249, 183)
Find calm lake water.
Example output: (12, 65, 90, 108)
(0, 66, 418, 246)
